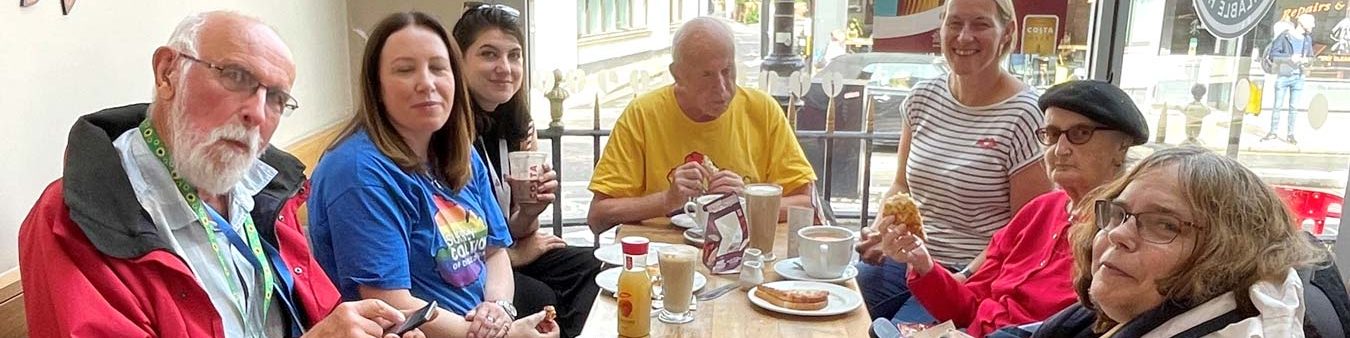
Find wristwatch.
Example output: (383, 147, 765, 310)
(493, 299, 518, 320)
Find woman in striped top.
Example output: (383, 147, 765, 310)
(854, 0, 1053, 323)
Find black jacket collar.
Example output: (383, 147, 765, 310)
(62, 103, 306, 259)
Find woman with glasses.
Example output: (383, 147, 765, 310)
(1032, 146, 1327, 337)
(878, 80, 1149, 336)
(857, 0, 1053, 323)
(308, 11, 558, 338)
(452, 4, 600, 337)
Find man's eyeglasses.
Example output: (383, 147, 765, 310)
(1093, 200, 1197, 244)
(177, 52, 299, 117)
(466, 2, 520, 17)
(1035, 126, 1114, 145)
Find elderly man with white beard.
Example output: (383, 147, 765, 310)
(18, 11, 427, 338)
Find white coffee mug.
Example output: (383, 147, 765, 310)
(682, 194, 723, 229)
(797, 226, 857, 279)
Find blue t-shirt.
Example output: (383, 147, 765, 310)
(308, 129, 512, 315)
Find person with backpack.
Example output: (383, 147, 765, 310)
(1265, 14, 1316, 145)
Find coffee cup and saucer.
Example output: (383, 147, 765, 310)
(774, 226, 859, 283)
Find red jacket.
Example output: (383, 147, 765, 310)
(19, 104, 340, 338)
(907, 190, 1078, 337)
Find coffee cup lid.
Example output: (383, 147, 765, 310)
(621, 236, 650, 255)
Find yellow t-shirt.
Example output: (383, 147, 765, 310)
(589, 85, 817, 198)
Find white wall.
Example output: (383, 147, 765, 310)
(0, 0, 353, 273)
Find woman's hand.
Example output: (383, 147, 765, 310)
(509, 232, 567, 266)
(516, 166, 558, 218)
(855, 216, 889, 265)
(507, 310, 560, 338)
(879, 218, 936, 276)
(465, 302, 512, 338)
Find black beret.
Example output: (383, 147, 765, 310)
(1038, 80, 1150, 145)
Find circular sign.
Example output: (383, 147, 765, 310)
(1232, 78, 1251, 111)
(1192, 0, 1276, 39)
(1308, 94, 1329, 130)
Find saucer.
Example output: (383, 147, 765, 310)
(773, 257, 858, 283)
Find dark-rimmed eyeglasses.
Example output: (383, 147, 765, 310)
(1035, 126, 1114, 145)
(466, 2, 520, 17)
(1094, 200, 1198, 244)
(177, 52, 299, 117)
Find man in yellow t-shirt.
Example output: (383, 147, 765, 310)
(587, 17, 817, 234)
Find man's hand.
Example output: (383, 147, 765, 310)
(304, 299, 426, 338)
(666, 162, 710, 207)
(880, 222, 936, 276)
(855, 216, 888, 266)
(516, 167, 559, 217)
(466, 302, 512, 338)
(508, 310, 561, 338)
(706, 170, 745, 195)
(509, 232, 567, 266)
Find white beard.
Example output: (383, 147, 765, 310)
(165, 98, 263, 196)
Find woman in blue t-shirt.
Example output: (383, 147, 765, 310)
(309, 11, 557, 338)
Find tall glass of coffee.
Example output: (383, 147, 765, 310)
(657, 246, 699, 324)
(744, 183, 782, 261)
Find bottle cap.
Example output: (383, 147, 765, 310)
(621, 236, 649, 255)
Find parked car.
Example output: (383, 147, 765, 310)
(800, 53, 947, 149)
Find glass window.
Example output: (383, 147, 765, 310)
(1114, 0, 1348, 239)
(578, 0, 647, 36)
(861, 62, 945, 88)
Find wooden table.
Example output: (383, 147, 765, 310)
(578, 219, 873, 337)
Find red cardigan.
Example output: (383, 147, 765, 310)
(907, 190, 1078, 337)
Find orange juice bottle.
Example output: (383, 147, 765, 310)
(616, 236, 652, 338)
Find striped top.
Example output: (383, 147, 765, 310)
(904, 77, 1044, 266)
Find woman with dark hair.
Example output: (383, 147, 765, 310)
(309, 11, 557, 338)
(453, 5, 600, 337)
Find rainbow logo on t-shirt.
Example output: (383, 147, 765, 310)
(432, 195, 489, 288)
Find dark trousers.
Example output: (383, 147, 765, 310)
(513, 246, 603, 338)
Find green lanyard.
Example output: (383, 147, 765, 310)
(138, 119, 273, 317)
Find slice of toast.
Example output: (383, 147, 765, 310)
(754, 285, 829, 311)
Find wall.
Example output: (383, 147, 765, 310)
(0, 0, 353, 273)
(344, 0, 470, 106)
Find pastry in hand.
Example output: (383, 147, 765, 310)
(543, 305, 557, 322)
(754, 285, 829, 311)
(882, 193, 925, 241)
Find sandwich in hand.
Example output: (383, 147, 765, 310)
(881, 193, 925, 241)
(680, 152, 721, 191)
(754, 285, 829, 311)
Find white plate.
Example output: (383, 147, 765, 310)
(683, 228, 705, 245)
(593, 243, 698, 266)
(594, 266, 707, 296)
(773, 257, 858, 283)
(747, 281, 863, 317)
(670, 214, 697, 229)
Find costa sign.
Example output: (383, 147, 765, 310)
(1193, 0, 1276, 39)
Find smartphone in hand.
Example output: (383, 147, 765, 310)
(388, 300, 437, 336)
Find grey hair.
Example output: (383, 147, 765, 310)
(671, 16, 734, 64)
(167, 12, 211, 56)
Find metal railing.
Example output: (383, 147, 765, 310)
(534, 69, 897, 238)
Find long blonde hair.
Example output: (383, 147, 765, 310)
(1068, 146, 1329, 331)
